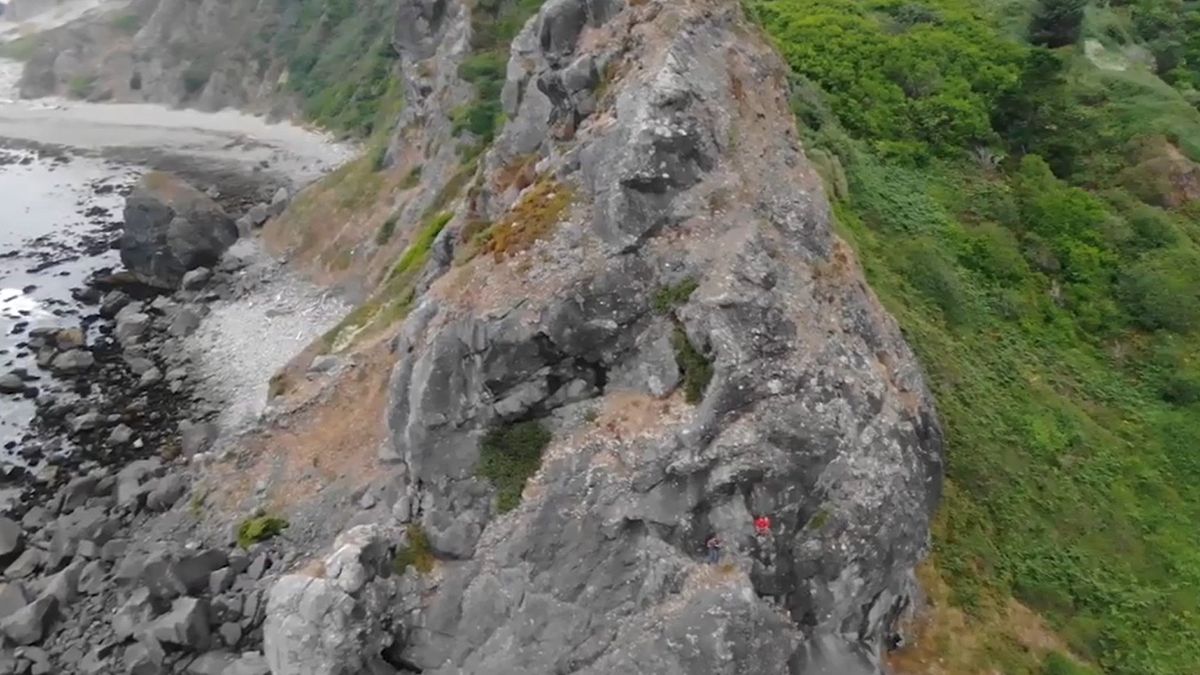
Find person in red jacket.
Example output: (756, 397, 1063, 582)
(754, 515, 771, 536)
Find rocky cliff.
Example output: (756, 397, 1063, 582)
(260, 0, 944, 673)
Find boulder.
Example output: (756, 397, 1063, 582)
(148, 597, 211, 650)
(112, 587, 155, 640)
(187, 651, 236, 675)
(181, 267, 213, 291)
(115, 311, 152, 345)
(120, 172, 239, 289)
(52, 327, 85, 350)
(145, 474, 187, 511)
(124, 640, 167, 675)
(223, 652, 269, 675)
(99, 291, 131, 318)
(180, 420, 219, 457)
(0, 516, 23, 564)
(168, 306, 204, 337)
(0, 581, 30, 616)
(246, 203, 269, 227)
(0, 373, 25, 394)
(50, 349, 94, 374)
(269, 187, 290, 215)
(0, 594, 56, 645)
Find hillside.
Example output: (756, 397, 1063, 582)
(3, 0, 1198, 673)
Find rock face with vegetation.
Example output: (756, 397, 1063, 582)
(121, 172, 239, 289)
(265, 0, 942, 672)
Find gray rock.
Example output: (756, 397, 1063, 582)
(50, 349, 94, 373)
(0, 516, 22, 564)
(20, 507, 47, 531)
(0, 594, 56, 645)
(246, 203, 269, 227)
(60, 475, 100, 512)
(209, 568, 234, 596)
(41, 560, 83, 604)
(263, 525, 398, 675)
(181, 267, 213, 291)
(179, 420, 218, 457)
(269, 187, 289, 216)
(120, 172, 239, 289)
(112, 588, 155, 640)
(101, 538, 128, 562)
(244, 554, 267, 581)
(77, 559, 107, 595)
(3, 549, 41, 578)
(15, 646, 50, 675)
(186, 651, 236, 675)
(117, 458, 162, 510)
(69, 411, 103, 433)
(218, 622, 241, 648)
(115, 311, 152, 345)
(0, 373, 24, 394)
(77, 646, 111, 674)
(0, 581, 30, 616)
(139, 367, 164, 388)
(307, 355, 341, 374)
(148, 597, 210, 650)
(150, 295, 174, 313)
(145, 474, 187, 511)
(168, 306, 204, 337)
(76, 539, 99, 558)
(99, 291, 131, 318)
(108, 424, 135, 446)
(174, 549, 228, 596)
(235, 215, 253, 236)
(123, 640, 167, 675)
(222, 652, 269, 675)
(125, 355, 156, 375)
(53, 327, 85, 350)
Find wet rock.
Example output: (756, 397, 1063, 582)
(99, 291, 131, 318)
(49, 349, 94, 373)
(0, 373, 24, 394)
(115, 311, 152, 344)
(148, 597, 210, 650)
(0, 594, 56, 645)
(181, 267, 213, 291)
(120, 172, 239, 289)
(0, 516, 22, 564)
(52, 327, 85, 350)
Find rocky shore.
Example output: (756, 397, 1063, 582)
(0, 160, 340, 674)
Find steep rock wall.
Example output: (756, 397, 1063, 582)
(265, 0, 944, 673)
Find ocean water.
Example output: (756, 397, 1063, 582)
(0, 148, 134, 452)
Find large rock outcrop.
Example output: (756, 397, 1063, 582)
(267, 0, 944, 673)
(120, 172, 238, 289)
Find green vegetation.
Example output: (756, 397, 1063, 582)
(672, 325, 713, 404)
(749, 0, 1200, 672)
(475, 180, 572, 260)
(478, 420, 552, 513)
(376, 215, 398, 245)
(181, 58, 214, 96)
(393, 524, 434, 575)
(401, 165, 423, 189)
(0, 35, 41, 61)
(236, 515, 288, 549)
(110, 12, 141, 35)
(67, 75, 97, 99)
(653, 278, 699, 314)
(268, 0, 404, 137)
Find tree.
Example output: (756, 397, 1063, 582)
(1029, 0, 1087, 48)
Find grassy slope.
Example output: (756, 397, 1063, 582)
(748, 0, 1200, 673)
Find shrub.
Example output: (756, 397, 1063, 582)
(67, 75, 96, 99)
(653, 278, 699, 314)
(236, 515, 288, 549)
(1029, 0, 1086, 48)
(111, 12, 141, 34)
(1041, 651, 1099, 675)
(181, 60, 212, 95)
(376, 216, 398, 245)
(672, 325, 713, 404)
(393, 524, 434, 575)
(899, 237, 973, 326)
(478, 420, 552, 513)
(482, 180, 572, 260)
(1118, 248, 1200, 333)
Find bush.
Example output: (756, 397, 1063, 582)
(672, 325, 714, 403)
(393, 524, 434, 575)
(376, 216, 397, 245)
(899, 237, 973, 326)
(653, 278, 699, 314)
(236, 515, 288, 549)
(478, 420, 552, 513)
(181, 60, 212, 95)
(1118, 248, 1200, 333)
(1029, 0, 1086, 48)
(67, 75, 96, 99)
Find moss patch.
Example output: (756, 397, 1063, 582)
(393, 523, 434, 575)
(478, 420, 552, 513)
(475, 180, 572, 261)
(672, 325, 713, 404)
(236, 515, 288, 549)
(653, 278, 699, 314)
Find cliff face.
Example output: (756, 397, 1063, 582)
(263, 0, 944, 673)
